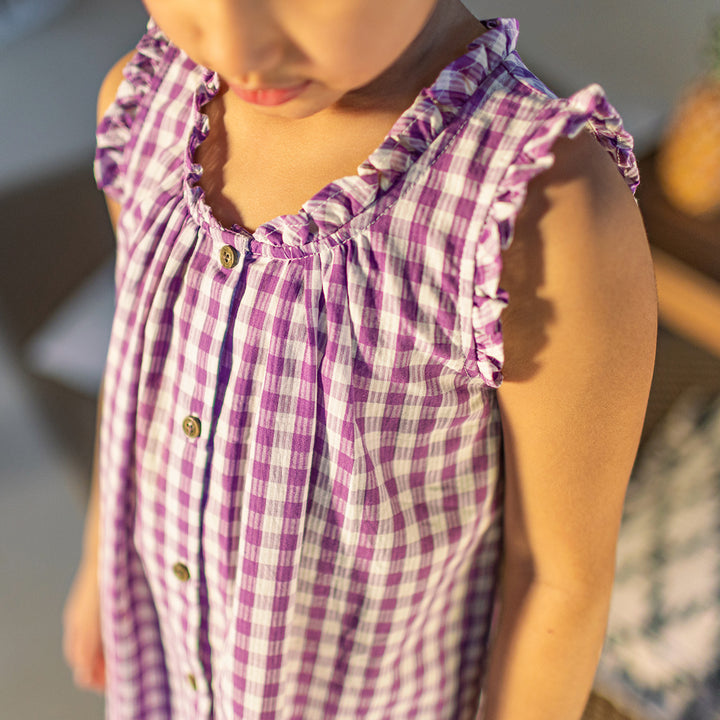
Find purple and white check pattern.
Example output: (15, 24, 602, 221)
(94, 17, 638, 720)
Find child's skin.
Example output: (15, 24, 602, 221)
(63, 1, 657, 718)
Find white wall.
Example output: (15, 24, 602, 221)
(470, 0, 718, 153)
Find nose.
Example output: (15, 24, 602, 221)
(207, 0, 285, 81)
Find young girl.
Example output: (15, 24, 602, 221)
(63, 1, 657, 718)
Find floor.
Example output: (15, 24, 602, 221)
(0, 330, 103, 718)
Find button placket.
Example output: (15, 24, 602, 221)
(171, 232, 247, 717)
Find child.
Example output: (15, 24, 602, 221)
(63, 1, 657, 718)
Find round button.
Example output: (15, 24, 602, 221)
(182, 415, 201, 439)
(173, 562, 191, 582)
(219, 245, 238, 269)
(187, 673, 197, 691)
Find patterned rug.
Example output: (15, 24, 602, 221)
(596, 389, 720, 720)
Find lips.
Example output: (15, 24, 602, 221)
(227, 81, 311, 106)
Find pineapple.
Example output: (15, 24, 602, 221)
(656, 18, 720, 218)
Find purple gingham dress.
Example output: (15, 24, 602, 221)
(94, 17, 638, 720)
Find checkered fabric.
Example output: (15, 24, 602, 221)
(94, 17, 638, 720)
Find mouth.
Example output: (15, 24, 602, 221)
(227, 81, 311, 106)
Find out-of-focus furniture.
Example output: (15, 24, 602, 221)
(638, 154, 720, 361)
(635, 153, 720, 442)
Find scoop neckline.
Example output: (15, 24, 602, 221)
(181, 18, 517, 254)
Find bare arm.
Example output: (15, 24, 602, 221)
(481, 132, 657, 719)
(62, 50, 130, 692)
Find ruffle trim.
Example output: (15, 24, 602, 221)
(183, 69, 228, 236)
(182, 18, 519, 247)
(355, 18, 518, 194)
(473, 84, 639, 388)
(94, 19, 169, 203)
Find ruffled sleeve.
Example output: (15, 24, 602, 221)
(472, 84, 639, 388)
(94, 19, 169, 204)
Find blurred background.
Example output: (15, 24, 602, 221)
(0, 0, 718, 718)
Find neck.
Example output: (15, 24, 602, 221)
(335, 0, 488, 114)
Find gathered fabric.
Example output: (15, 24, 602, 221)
(94, 17, 638, 720)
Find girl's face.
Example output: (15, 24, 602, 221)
(141, 0, 446, 118)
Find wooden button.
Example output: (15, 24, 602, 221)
(182, 415, 201, 438)
(172, 562, 190, 582)
(219, 245, 238, 268)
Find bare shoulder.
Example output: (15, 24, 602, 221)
(495, 130, 657, 591)
(499, 130, 656, 383)
(97, 50, 136, 123)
